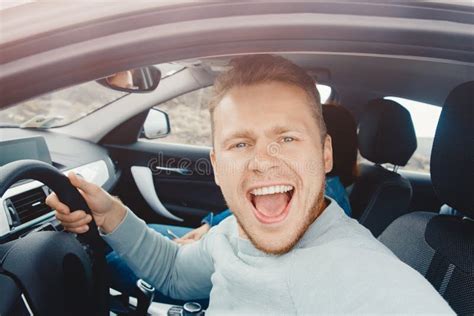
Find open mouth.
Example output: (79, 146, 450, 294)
(248, 184, 295, 224)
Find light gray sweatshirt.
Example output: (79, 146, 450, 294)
(103, 199, 454, 315)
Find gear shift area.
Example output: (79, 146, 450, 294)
(135, 279, 155, 315)
(109, 284, 206, 316)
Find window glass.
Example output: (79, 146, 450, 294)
(145, 84, 331, 147)
(318, 84, 332, 104)
(0, 81, 128, 128)
(0, 63, 182, 129)
(154, 87, 213, 147)
(384, 96, 442, 173)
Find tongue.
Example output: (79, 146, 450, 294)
(253, 193, 290, 217)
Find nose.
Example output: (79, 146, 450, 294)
(248, 142, 280, 173)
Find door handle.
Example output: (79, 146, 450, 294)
(130, 166, 183, 222)
(153, 166, 192, 176)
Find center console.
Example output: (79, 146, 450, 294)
(110, 286, 205, 316)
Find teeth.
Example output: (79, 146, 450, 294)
(250, 185, 293, 196)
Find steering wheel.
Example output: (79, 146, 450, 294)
(0, 160, 108, 316)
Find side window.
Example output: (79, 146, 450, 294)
(318, 84, 332, 104)
(384, 96, 442, 173)
(146, 86, 213, 147)
(144, 84, 332, 147)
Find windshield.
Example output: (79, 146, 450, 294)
(0, 81, 128, 128)
(0, 62, 185, 129)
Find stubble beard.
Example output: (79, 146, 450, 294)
(235, 180, 327, 255)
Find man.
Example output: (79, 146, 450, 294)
(47, 55, 453, 314)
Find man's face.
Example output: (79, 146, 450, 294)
(210, 81, 333, 254)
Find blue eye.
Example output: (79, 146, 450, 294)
(234, 142, 248, 149)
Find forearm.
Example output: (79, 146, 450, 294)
(102, 208, 213, 299)
(100, 198, 127, 233)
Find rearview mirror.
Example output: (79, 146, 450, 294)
(142, 108, 170, 139)
(97, 66, 161, 93)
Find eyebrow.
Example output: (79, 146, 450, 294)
(268, 125, 297, 135)
(267, 125, 306, 137)
(220, 129, 256, 147)
(220, 125, 305, 147)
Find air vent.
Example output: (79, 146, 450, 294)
(6, 186, 52, 226)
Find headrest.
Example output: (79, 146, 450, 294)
(322, 104, 358, 187)
(358, 99, 417, 166)
(431, 81, 474, 216)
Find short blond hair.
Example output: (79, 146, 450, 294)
(209, 54, 327, 144)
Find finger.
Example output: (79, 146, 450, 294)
(55, 210, 88, 224)
(174, 238, 196, 245)
(68, 172, 99, 195)
(65, 225, 89, 234)
(60, 214, 92, 229)
(46, 193, 71, 215)
(182, 229, 200, 239)
(180, 232, 192, 239)
(193, 233, 205, 240)
(76, 187, 88, 201)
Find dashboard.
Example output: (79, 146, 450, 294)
(0, 128, 120, 242)
(0, 129, 205, 316)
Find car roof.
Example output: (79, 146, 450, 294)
(0, 1, 473, 109)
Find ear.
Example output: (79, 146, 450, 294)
(210, 149, 220, 186)
(323, 135, 333, 174)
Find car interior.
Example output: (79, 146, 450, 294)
(351, 98, 418, 237)
(0, 2, 472, 315)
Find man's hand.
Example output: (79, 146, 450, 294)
(45, 172, 126, 234)
(174, 223, 210, 245)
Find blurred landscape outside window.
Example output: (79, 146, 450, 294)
(0, 81, 127, 128)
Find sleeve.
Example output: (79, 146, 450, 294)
(102, 208, 214, 300)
